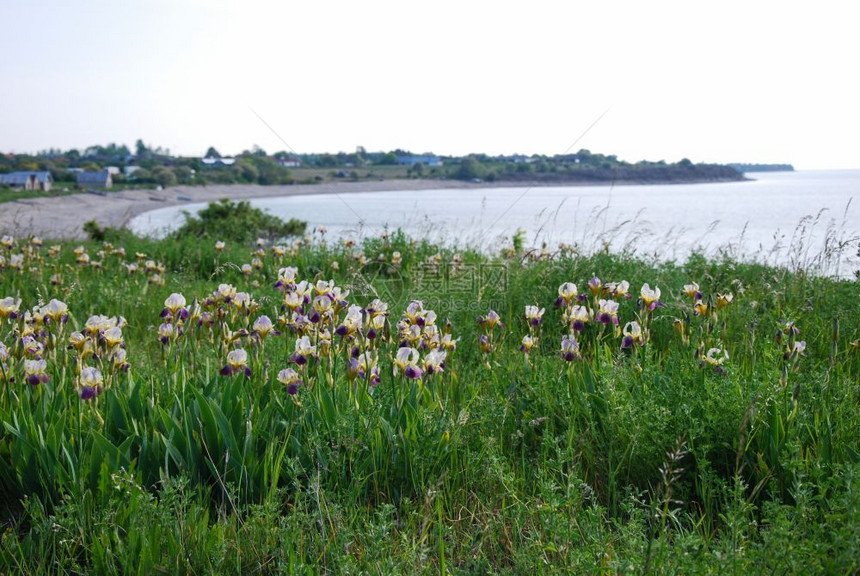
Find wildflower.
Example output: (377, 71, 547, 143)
(693, 300, 708, 317)
(103, 326, 124, 349)
(112, 348, 130, 372)
(560, 335, 581, 361)
(595, 299, 619, 325)
(42, 299, 69, 324)
(335, 305, 363, 337)
(520, 335, 537, 354)
(393, 347, 422, 379)
(567, 305, 591, 331)
(785, 340, 807, 360)
(158, 323, 175, 344)
(277, 368, 303, 395)
(220, 348, 251, 377)
(556, 282, 578, 307)
(21, 336, 44, 358)
(331, 261, 340, 272)
(9, 254, 24, 271)
(291, 336, 316, 365)
(704, 347, 729, 367)
(478, 334, 493, 354)
(24, 359, 49, 386)
(252, 315, 279, 341)
(524, 305, 545, 328)
(478, 310, 503, 330)
(0, 297, 22, 320)
(716, 293, 733, 310)
(606, 280, 631, 300)
(76, 252, 90, 266)
(423, 349, 447, 375)
(0, 235, 14, 249)
(440, 333, 458, 351)
(683, 282, 702, 300)
(639, 283, 662, 311)
(78, 366, 104, 400)
(310, 294, 332, 324)
(621, 321, 644, 349)
(587, 277, 603, 297)
(162, 293, 188, 321)
(241, 264, 253, 276)
(215, 240, 225, 252)
(775, 320, 801, 344)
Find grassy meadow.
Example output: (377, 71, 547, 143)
(0, 226, 858, 574)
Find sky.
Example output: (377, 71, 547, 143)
(1, 0, 858, 169)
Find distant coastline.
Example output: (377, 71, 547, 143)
(727, 163, 795, 173)
(0, 174, 748, 240)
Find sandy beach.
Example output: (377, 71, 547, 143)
(0, 180, 507, 240)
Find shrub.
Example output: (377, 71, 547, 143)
(172, 198, 306, 243)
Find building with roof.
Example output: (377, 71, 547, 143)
(76, 170, 113, 189)
(0, 171, 53, 191)
(396, 154, 443, 167)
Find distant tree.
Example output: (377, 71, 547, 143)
(135, 139, 149, 157)
(454, 157, 483, 180)
(173, 166, 194, 184)
(377, 152, 398, 165)
(152, 166, 177, 188)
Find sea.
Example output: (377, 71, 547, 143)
(129, 170, 860, 278)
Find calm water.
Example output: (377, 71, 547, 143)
(130, 170, 860, 277)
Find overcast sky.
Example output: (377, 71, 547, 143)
(1, 0, 857, 169)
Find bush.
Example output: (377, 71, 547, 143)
(171, 198, 306, 243)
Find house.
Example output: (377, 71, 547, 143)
(276, 157, 302, 168)
(76, 170, 113, 189)
(0, 171, 53, 191)
(396, 154, 443, 167)
(201, 156, 236, 167)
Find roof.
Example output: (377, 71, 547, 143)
(0, 171, 53, 185)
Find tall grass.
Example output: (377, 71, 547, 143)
(0, 228, 857, 573)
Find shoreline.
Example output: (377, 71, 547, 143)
(0, 177, 745, 240)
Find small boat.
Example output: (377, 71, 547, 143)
(177, 194, 193, 201)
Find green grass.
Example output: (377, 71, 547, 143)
(0, 230, 858, 573)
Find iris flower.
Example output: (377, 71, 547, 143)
(291, 336, 316, 365)
(393, 347, 422, 379)
(524, 305, 545, 327)
(556, 283, 578, 307)
(561, 335, 581, 361)
(520, 335, 537, 354)
(683, 283, 702, 300)
(162, 293, 188, 321)
(79, 366, 104, 400)
(221, 348, 251, 377)
(0, 297, 21, 320)
(252, 315, 279, 340)
(478, 310, 503, 329)
(639, 284, 662, 311)
(716, 293, 733, 310)
(704, 347, 729, 367)
(24, 359, 49, 386)
(596, 299, 620, 325)
(423, 349, 447, 375)
(621, 321, 644, 349)
(277, 368, 303, 395)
